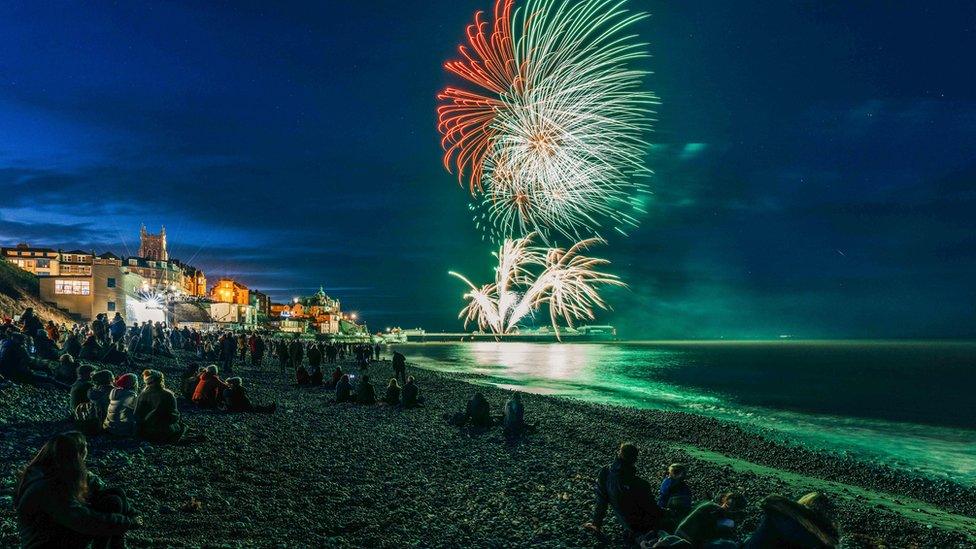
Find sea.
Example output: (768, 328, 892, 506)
(390, 340, 976, 485)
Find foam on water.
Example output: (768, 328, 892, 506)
(394, 341, 976, 485)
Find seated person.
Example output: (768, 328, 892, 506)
(295, 365, 311, 386)
(325, 366, 342, 388)
(55, 354, 78, 385)
(0, 332, 67, 389)
(14, 431, 142, 547)
(191, 365, 228, 408)
(33, 329, 60, 361)
(668, 491, 747, 547)
(742, 492, 839, 549)
(658, 463, 694, 522)
(356, 375, 376, 405)
(77, 335, 103, 362)
(400, 376, 422, 408)
(103, 374, 139, 437)
(308, 364, 324, 386)
(69, 364, 96, 411)
(334, 374, 353, 403)
(465, 392, 492, 428)
(383, 378, 401, 405)
(223, 377, 276, 413)
(134, 370, 188, 443)
(87, 370, 115, 422)
(502, 391, 529, 437)
(583, 443, 663, 544)
(62, 333, 82, 360)
(180, 363, 202, 400)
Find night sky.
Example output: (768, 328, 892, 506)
(1, 1, 974, 338)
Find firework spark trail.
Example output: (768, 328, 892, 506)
(450, 233, 624, 339)
(438, 0, 657, 243)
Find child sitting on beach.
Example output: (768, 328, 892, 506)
(658, 463, 694, 521)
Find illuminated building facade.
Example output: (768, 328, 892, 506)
(38, 253, 125, 321)
(1, 244, 61, 276)
(210, 278, 250, 305)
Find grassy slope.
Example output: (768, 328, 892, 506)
(0, 260, 74, 324)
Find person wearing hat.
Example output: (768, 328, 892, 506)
(135, 369, 188, 443)
(103, 374, 139, 436)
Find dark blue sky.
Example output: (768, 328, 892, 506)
(1, 1, 974, 338)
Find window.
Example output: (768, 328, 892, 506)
(36, 258, 50, 268)
(107, 277, 116, 288)
(107, 301, 116, 312)
(54, 280, 90, 295)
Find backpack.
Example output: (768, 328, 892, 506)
(73, 401, 103, 436)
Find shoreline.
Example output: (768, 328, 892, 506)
(2, 351, 974, 547)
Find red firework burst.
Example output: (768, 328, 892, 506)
(436, 0, 517, 194)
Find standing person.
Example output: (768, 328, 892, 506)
(392, 351, 407, 384)
(276, 340, 290, 376)
(288, 336, 304, 371)
(237, 334, 248, 365)
(373, 342, 381, 361)
(109, 313, 127, 344)
(219, 333, 236, 375)
(307, 343, 323, 373)
(583, 443, 663, 544)
(14, 431, 142, 547)
(249, 334, 265, 369)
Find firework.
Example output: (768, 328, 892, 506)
(450, 233, 623, 338)
(438, 0, 656, 242)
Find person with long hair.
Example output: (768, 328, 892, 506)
(135, 369, 188, 443)
(14, 431, 142, 547)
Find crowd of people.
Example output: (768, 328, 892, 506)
(3, 307, 841, 548)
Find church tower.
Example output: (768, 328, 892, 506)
(139, 224, 168, 261)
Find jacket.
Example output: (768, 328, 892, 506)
(596, 458, 662, 534)
(134, 384, 183, 442)
(192, 372, 227, 406)
(103, 388, 138, 436)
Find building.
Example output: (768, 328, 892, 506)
(270, 287, 344, 334)
(39, 253, 126, 321)
(210, 278, 249, 305)
(124, 256, 183, 292)
(249, 289, 271, 318)
(1, 244, 60, 276)
(139, 225, 168, 261)
(171, 259, 208, 297)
